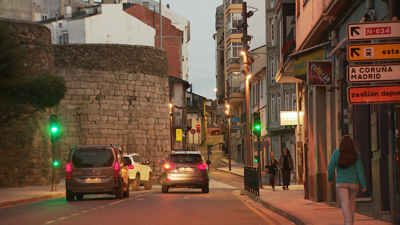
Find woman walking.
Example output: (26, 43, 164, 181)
(279, 147, 293, 190)
(265, 158, 279, 191)
(328, 135, 367, 225)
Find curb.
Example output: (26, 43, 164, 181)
(0, 193, 66, 209)
(241, 190, 312, 225)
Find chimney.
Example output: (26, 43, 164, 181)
(65, 5, 72, 18)
(143, 2, 149, 8)
(167, 4, 170, 9)
(89, 0, 94, 5)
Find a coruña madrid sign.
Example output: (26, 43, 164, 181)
(347, 64, 400, 83)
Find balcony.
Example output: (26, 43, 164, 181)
(225, 0, 243, 8)
(226, 28, 243, 37)
(226, 58, 239, 66)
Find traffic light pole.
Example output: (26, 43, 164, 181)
(257, 136, 262, 188)
(51, 137, 56, 191)
(228, 117, 231, 171)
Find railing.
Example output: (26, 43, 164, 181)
(226, 58, 239, 66)
(226, 28, 243, 37)
(244, 166, 259, 196)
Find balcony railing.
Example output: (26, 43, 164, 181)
(226, 28, 243, 37)
(226, 57, 239, 66)
(226, 0, 243, 8)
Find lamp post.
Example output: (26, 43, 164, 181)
(225, 105, 231, 171)
(169, 103, 173, 151)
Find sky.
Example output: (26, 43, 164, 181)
(164, 0, 222, 100)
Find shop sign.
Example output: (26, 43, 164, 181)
(307, 60, 333, 85)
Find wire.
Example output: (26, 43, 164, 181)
(189, 67, 215, 76)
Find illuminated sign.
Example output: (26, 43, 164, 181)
(347, 64, 400, 83)
(307, 60, 333, 85)
(280, 111, 303, 126)
(347, 42, 400, 62)
(347, 85, 400, 104)
(347, 21, 400, 41)
(176, 129, 182, 141)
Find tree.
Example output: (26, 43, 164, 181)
(0, 22, 67, 124)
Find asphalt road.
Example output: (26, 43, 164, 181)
(0, 147, 292, 225)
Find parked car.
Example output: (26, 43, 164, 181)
(159, 151, 210, 193)
(65, 144, 131, 201)
(124, 153, 153, 191)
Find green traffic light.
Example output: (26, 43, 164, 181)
(254, 158, 258, 163)
(51, 126, 58, 133)
(254, 124, 261, 130)
(53, 161, 59, 166)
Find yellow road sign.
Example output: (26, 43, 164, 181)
(176, 129, 182, 142)
(347, 42, 400, 62)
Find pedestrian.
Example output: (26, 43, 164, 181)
(328, 135, 367, 225)
(221, 142, 227, 157)
(279, 147, 293, 190)
(265, 158, 278, 191)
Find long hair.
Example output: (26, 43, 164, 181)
(338, 135, 358, 169)
(281, 147, 291, 157)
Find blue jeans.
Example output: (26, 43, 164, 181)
(336, 183, 359, 225)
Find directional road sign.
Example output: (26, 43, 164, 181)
(347, 42, 400, 62)
(347, 85, 400, 104)
(347, 64, 400, 83)
(347, 21, 400, 41)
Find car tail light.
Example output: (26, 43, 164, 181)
(66, 163, 71, 180)
(200, 178, 206, 181)
(164, 164, 174, 170)
(114, 162, 120, 178)
(197, 164, 207, 170)
(128, 165, 134, 169)
(166, 178, 172, 181)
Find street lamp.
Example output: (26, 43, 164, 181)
(225, 104, 231, 171)
(169, 103, 173, 151)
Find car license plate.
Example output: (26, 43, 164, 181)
(179, 167, 194, 172)
(85, 178, 101, 183)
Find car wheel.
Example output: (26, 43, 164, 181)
(131, 174, 140, 191)
(202, 184, 209, 193)
(66, 193, 74, 201)
(76, 194, 84, 200)
(144, 173, 153, 190)
(162, 185, 169, 193)
(115, 179, 124, 199)
(123, 180, 130, 197)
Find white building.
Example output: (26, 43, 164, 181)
(42, 4, 155, 46)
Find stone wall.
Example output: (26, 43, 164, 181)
(0, 19, 55, 187)
(54, 44, 171, 180)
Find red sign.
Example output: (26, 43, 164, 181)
(196, 124, 200, 129)
(196, 129, 201, 133)
(347, 85, 400, 104)
(366, 27, 391, 36)
(307, 60, 333, 86)
(190, 129, 196, 135)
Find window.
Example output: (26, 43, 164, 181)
(187, 97, 191, 105)
(277, 93, 281, 121)
(271, 0, 274, 8)
(252, 85, 255, 105)
(226, 42, 242, 65)
(42, 15, 47, 21)
(271, 22, 274, 42)
(59, 36, 62, 44)
(271, 94, 275, 122)
(271, 56, 275, 84)
(256, 82, 259, 104)
(226, 13, 243, 36)
(58, 23, 62, 28)
(292, 90, 297, 111)
(261, 79, 264, 98)
(285, 91, 289, 110)
(63, 33, 68, 44)
(228, 72, 240, 93)
(72, 149, 113, 168)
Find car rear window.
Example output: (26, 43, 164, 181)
(168, 154, 203, 163)
(72, 148, 114, 168)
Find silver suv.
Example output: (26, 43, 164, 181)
(65, 145, 130, 201)
(159, 151, 210, 193)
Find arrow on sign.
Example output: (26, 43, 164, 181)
(351, 48, 360, 57)
(350, 26, 360, 36)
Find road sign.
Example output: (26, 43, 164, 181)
(347, 21, 400, 41)
(263, 140, 270, 148)
(190, 129, 196, 134)
(347, 85, 400, 104)
(196, 124, 200, 129)
(347, 64, 400, 83)
(230, 117, 240, 123)
(176, 129, 182, 141)
(196, 128, 201, 133)
(347, 42, 400, 62)
(230, 125, 240, 130)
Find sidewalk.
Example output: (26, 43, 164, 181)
(0, 180, 66, 209)
(217, 158, 392, 225)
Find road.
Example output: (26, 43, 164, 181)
(0, 147, 292, 225)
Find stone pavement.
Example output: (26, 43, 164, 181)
(216, 158, 393, 225)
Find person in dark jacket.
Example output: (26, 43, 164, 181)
(279, 147, 294, 190)
(265, 158, 278, 191)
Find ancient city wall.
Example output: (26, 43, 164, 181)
(0, 19, 171, 187)
(54, 44, 171, 180)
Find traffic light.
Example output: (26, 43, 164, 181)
(207, 145, 213, 155)
(49, 115, 60, 142)
(53, 160, 59, 167)
(252, 112, 261, 137)
(254, 155, 259, 163)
